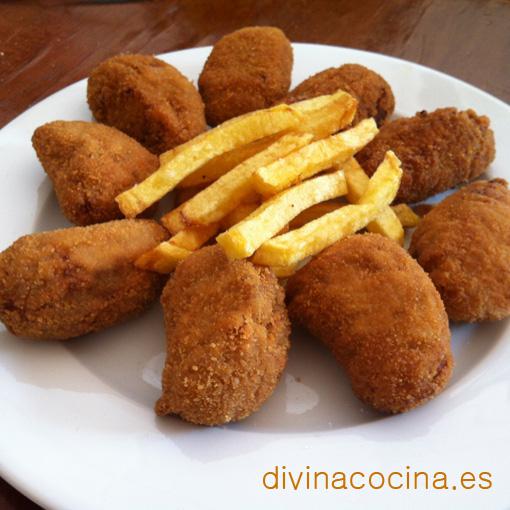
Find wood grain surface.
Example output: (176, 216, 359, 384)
(0, 0, 509, 508)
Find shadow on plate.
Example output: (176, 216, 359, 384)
(1, 310, 507, 440)
(33, 178, 70, 232)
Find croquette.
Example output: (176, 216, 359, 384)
(286, 234, 453, 414)
(410, 179, 510, 322)
(356, 108, 495, 203)
(285, 63, 395, 126)
(0, 220, 168, 340)
(198, 26, 293, 126)
(156, 245, 290, 425)
(32, 121, 159, 225)
(87, 54, 206, 154)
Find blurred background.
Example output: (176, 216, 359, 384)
(0, 0, 509, 128)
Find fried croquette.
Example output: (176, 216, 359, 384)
(156, 245, 290, 425)
(32, 121, 159, 225)
(87, 54, 206, 154)
(284, 63, 395, 126)
(356, 108, 495, 203)
(198, 26, 293, 126)
(410, 179, 510, 322)
(0, 220, 168, 340)
(286, 234, 453, 414)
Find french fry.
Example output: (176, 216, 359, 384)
(174, 135, 281, 188)
(289, 201, 342, 229)
(217, 170, 347, 259)
(163, 132, 313, 229)
(115, 104, 303, 217)
(162, 203, 186, 234)
(391, 203, 421, 228)
(135, 242, 191, 274)
(291, 90, 357, 139)
(342, 158, 404, 245)
(252, 151, 402, 267)
(253, 118, 378, 197)
(169, 223, 220, 250)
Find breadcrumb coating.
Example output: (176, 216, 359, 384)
(410, 179, 510, 322)
(356, 108, 495, 203)
(87, 54, 206, 154)
(286, 234, 452, 414)
(32, 121, 159, 225)
(285, 63, 395, 126)
(156, 245, 290, 425)
(199, 26, 293, 126)
(0, 220, 168, 340)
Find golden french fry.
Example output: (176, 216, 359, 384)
(289, 201, 343, 229)
(162, 203, 186, 234)
(217, 170, 347, 259)
(253, 118, 378, 196)
(135, 242, 191, 274)
(391, 203, 421, 228)
(115, 104, 303, 217)
(356, 151, 402, 205)
(290, 90, 357, 139)
(166, 132, 313, 228)
(174, 135, 281, 188)
(169, 223, 219, 250)
(163, 189, 261, 234)
(252, 151, 402, 267)
(342, 158, 404, 245)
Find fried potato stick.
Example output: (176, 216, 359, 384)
(173, 135, 281, 189)
(253, 118, 378, 196)
(342, 158, 404, 244)
(116, 104, 302, 217)
(217, 170, 347, 259)
(162, 133, 312, 231)
(291, 90, 357, 139)
(136, 242, 191, 274)
(252, 151, 402, 266)
(391, 203, 421, 227)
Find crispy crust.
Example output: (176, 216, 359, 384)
(0, 220, 168, 340)
(32, 121, 159, 225)
(199, 26, 293, 126)
(87, 54, 206, 154)
(156, 245, 290, 425)
(356, 108, 496, 203)
(410, 179, 510, 322)
(286, 234, 452, 414)
(284, 63, 395, 126)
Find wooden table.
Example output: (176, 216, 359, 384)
(0, 0, 508, 508)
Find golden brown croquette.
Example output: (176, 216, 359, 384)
(87, 54, 206, 154)
(410, 179, 510, 322)
(356, 108, 495, 203)
(198, 26, 293, 126)
(156, 245, 290, 425)
(0, 220, 168, 340)
(32, 121, 159, 226)
(286, 234, 453, 414)
(285, 63, 395, 126)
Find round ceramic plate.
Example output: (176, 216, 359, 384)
(0, 44, 509, 510)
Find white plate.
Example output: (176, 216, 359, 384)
(1, 44, 509, 510)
